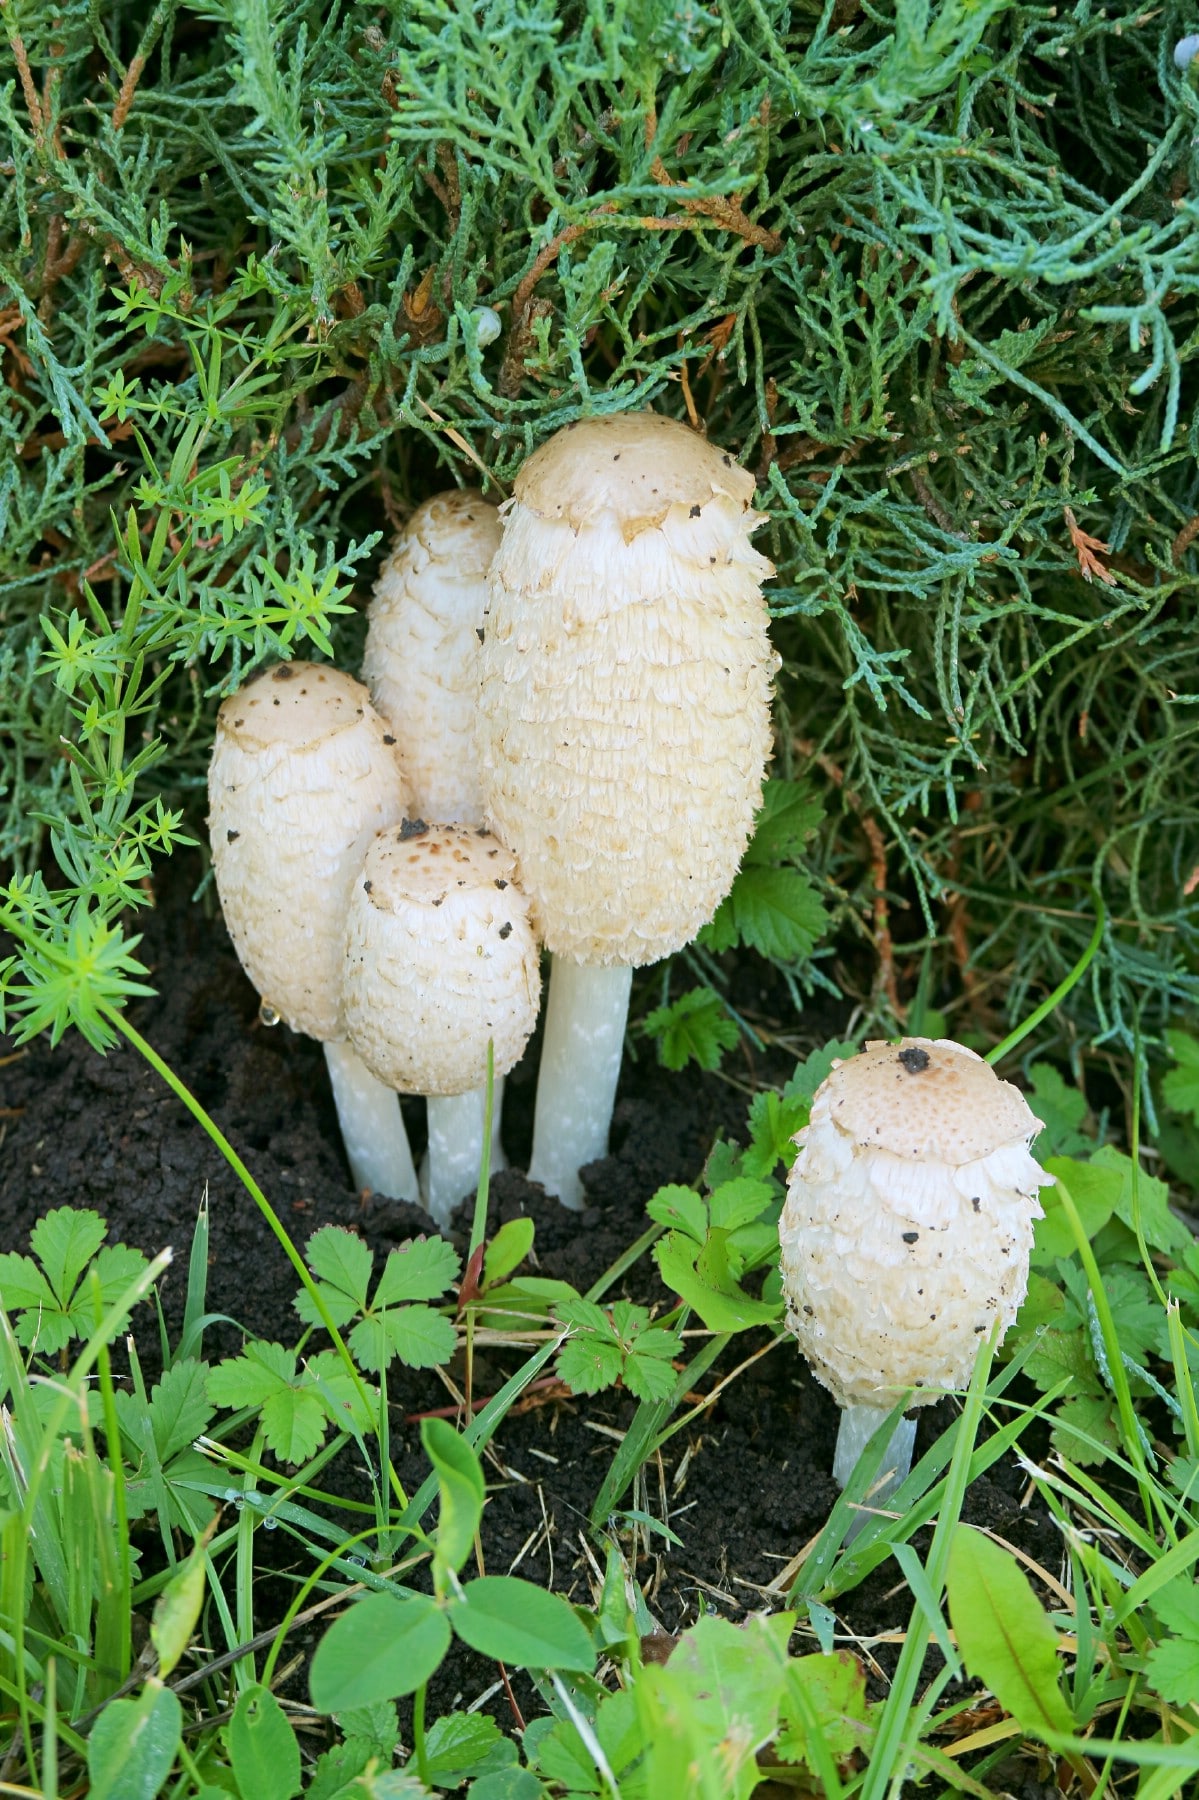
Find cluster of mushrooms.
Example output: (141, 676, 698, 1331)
(207, 408, 1053, 1496)
(208, 412, 778, 1226)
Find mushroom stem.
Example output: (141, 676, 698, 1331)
(833, 1404, 918, 1500)
(323, 1039, 418, 1202)
(421, 1081, 508, 1232)
(528, 957, 633, 1210)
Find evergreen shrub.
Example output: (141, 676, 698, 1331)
(2, 0, 1197, 1067)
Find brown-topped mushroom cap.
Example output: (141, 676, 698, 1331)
(514, 411, 757, 531)
(823, 1037, 1040, 1164)
(342, 824, 541, 1096)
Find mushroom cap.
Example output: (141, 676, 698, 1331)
(778, 1037, 1051, 1409)
(819, 1037, 1042, 1164)
(207, 663, 407, 1041)
(342, 823, 541, 1096)
(363, 489, 501, 824)
(514, 410, 758, 533)
(478, 411, 779, 965)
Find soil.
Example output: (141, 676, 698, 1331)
(0, 854, 1060, 1756)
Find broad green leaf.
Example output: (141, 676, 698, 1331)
(310, 1592, 451, 1710)
(556, 1298, 614, 1336)
(92, 1241, 154, 1308)
(423, 1416, 485, 1577)
(303, 1227, 375, 1308)
(1021, 1321, 1098, 1398)
(946, 1527, 1073, 1737)
(87, 1681, 182, 1800)
(1092, 1143, 1191, 1257)
(29, 1205, 107, 1298)
(646, 1183, 708, 1241)
(305, 1349, 380, 1436)
(621, 1351, 679, 1402)
(424, 1711, 514, 1785)
(482, 1218, 535, 1289)
(293, 1280, 360, 1331)
(373, 1237, 460, 1306)
(466, 1770, 542, 1800)
(452, 1577, 594, 1671)
(227, 1685, 301, 1800)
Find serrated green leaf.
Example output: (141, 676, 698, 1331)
(1027, 1062, 1091, 1157)
(946, 1527, 1073, 1737)
(143, 1358, 215, 1460)
(29, 1206, 107, 1299)
(305, 1350, 380, 1435)
(260, 1384, 328, 1464)
(424, 1711, 514, 1785)
(293, 1280, 360, 1332)
(207, 1340, 298, 1409)
(304, 1227, 374, 1309)
(0, 1253, 57, 1313)
(1143, 1639, 1199, 1707)
(655, 1230, 782, 1333)
(744, 778, 825, 863)
(1149, 1576, 1199, 1642)
(646, 1183, 708, 1241)
(622, 1350, 680, 1402)
(643, 986, 740, 1071)
(91, 1241, 152, 1309)
(373, 1237, 460, 1307)
(558, 1335, 625, 1396)
(1021, 1322, 1098, 1398)
(727, 866, 828, 962)
(349, 1305, 456, 1373)
(1048, 1392, 1121, 1465)
(708, 1177, 775, 1233)
(1163, 1030, 1199, 1127)
(556, 1297, 616, 1338)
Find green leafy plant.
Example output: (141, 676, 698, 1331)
(555, 1299, 684, 1401)
(0, 1206, 149, 1356)
(293, 1226, 460, 1374)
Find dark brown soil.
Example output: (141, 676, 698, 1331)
(0, 854, 1058, 1750)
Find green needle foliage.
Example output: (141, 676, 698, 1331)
(1, 0, 1197, 1061)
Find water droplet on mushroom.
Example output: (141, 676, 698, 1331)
(259, 1000, 282, 1027)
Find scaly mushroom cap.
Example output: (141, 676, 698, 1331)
(207, 663, 407, 1041)
(363, 490, 502, 824)
(778, 1038, 1052, 1409)
(342, 823, 541, 1096)
(477, 411, 779, 966)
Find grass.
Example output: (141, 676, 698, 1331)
(1, 1019, 1198, 1796)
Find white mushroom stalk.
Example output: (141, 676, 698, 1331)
(779, 1037, 1053, 1507)
(342, 823, 541, 1230)
(206, 662, 418, 1202)
(478, 411, 779, 1208)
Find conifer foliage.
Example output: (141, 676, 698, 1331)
(2, 0, 1196, 1054)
